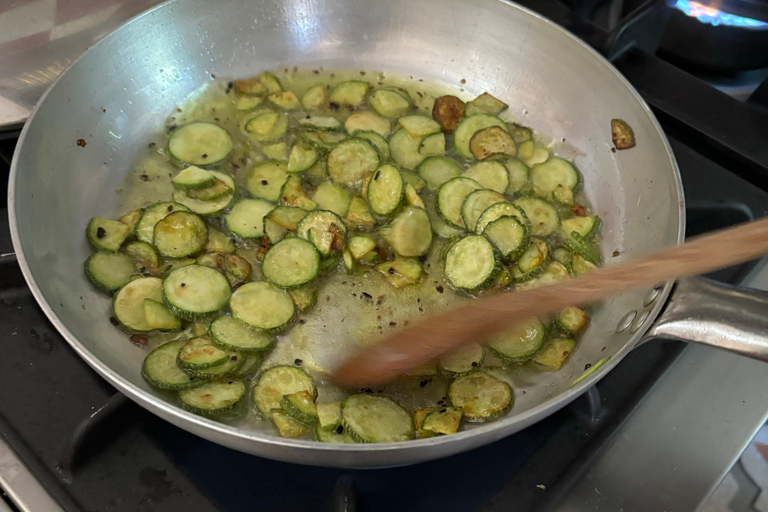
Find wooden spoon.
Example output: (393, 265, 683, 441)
(332, 217, 768, 386)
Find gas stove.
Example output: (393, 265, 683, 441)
(2, 1, 768, 511)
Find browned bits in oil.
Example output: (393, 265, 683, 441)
(210, 73, 216, 79)
(130, 334, 148, 346)
(374, 170, 381, 181)
(294, 358, 303, 366)
(167, 205, 174, 212)
(388, 267, 396, 275)
(176, 107, 182, 112)
(139, 174, 149, 181)
(360, 71, 366, 75)
(312, 69, 319, 75)
(335, 425, 344, 434)
(109, 316, 119, 326)
(436, 285, 444, 293)
(571, 205, 586, 216)
(76, 138, 87, 147)
(460, 78, 466, 84)
(613, 250, 621, 257)
(96, 227, 106, 238)
(201, 153, 208, 159)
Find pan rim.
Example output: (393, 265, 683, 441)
(7, 0, 685, 465)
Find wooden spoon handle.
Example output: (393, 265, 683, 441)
(332, 217, 768, 386)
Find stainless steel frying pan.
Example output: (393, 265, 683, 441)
(10, 0, 768, 468)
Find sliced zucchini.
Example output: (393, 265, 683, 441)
(348, 236, 377, 260)
(262, 142, 288, 162)
(531, 158, 579, 199)
(379, 206, 432, 257)
(564, 231, 601, 265)
(553, 247, 573, 268)
(236, 72, 281, 95)
(143, 299, 181, 330)
(85, 251, 135, 293)
(463, 161, 510, 194)
(118, 209, 142, 233)
(181, 352, 242, 380)
(448, 371, 513, 422)
(572, 252, 598, 276)
(329, 80, 369, 106)
(417, 156, 462, 190)
(172, 172, 235, 216)
(427, 203, 463, 238)
(440, 343, 484, 376)
(163, 264, 231, 321)
(341, 394, 415, 443)
(562, 216, 600, 239)
(516, 261, 570, 291)
(296, 210, 347, 256)
(210, 315, 273, 352)
(87, 218, 130, 252)
(469, 126, 516, 160)
(152, 211, 208, 258)
(141, 340, 203, 390)
(397, 115, 441, 137)
(517, 141, 550, 167)
(404, 183, 425, 209)
(414, 408, 437, 438)
(436, 177, 483, 228)
(168, 122, 233, 166)
(368, 89, 411, 118)
(354, 130, 390, 162)
(301, 129, 347, 154)
(389, 129, 426, 170)
(513, 197, 559, 237)
(557, 306, 589, 337)
(432, 95, 466, 134)
(475, 202, 529, 234)
(368, 164, 404, 216)
(178, 336, 230, 369)
(244, 111, 288, 142)
(235, 95, 263, 111)
(247, 162, 288, 202)
(422, 407, 463, 435)
(312, 182, 351, 217)
(517, 237, 550, 274)
(376, 257, 422, 288)
(444, 235, 498, 292)
(232, 352, 262, 378)
(113, 277, 163, 332)
(225, 199, 275, 239)
(172, 166, 216, 191)
(533, 338, 576, 371)
(179, 380, 246, 416)
(317, 402, 343, 429)
(504, 159, 530, 194)
(327, 138, 380, 186)
(509, 123, 533, 144)
(489, 317, 546, 363)
(289, 286, 317, 312)
(287, 145, 319, 173)
(268, 91, 300, 110)
(483, 216, 528, 259)
(465, 92, 508, 116)
(315, 424, 357, 443)
(270, 410, 309, 438)
(454, 115, 507, 158)
(345, 111, 391, 137)
(230, 282, 295, 332)
(253, 365, 317, 415)
(186, 177, 233, 201)
(419, 132, 445, 157)
(460, 189, 507, 232)
(493, 265, 513, 288)
(281, 175, 318, 210)
(299, 115, 343, 132)
(301, 84, 327, 109)
(262, 238, 320, 288)
(345, 196, 376, 230)
(206, 228, 235, 254)
(280, 390, 318, 424)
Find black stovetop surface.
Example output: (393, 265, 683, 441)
(2, 1, 768, 511)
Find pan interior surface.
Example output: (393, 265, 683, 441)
(9, 0, 682, 466)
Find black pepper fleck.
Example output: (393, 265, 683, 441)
(335, 425, 344, 434)
(584, 363, 592, 370)
(388, 267, 396, 274)
(96, 227, 106, 238)
(294, 358, 303, 366)
(261, 180, 268, 185)
(361, 292, 372, 300)
(109, 317, 119, 326)
(436, 285, 444, 293)
(181, 283, 186, 287)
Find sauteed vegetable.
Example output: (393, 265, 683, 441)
(83, 70, 601, 443)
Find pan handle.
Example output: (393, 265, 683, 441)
(642, 276, 768, 361)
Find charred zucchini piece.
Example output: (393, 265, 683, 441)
(432, 95, 465, 134)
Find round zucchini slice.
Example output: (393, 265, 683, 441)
(448, 371, 513, 422)
(530, 158, 579, 198)
(453, 115, 508, 158)
(513, 196, 560, 237)
(225, 199, 275, 239)
(210, 316, 273, 352)
(135, 202, 190, 244)
(488, 317, 546, 363)
(179, 380, 246, 416)
(177, 335, 230, 370)
(85, 251, 136, 293)
(463, 161, 510, 194)
(389, 128, 426, 171)
(418, 156, 463, 191)
(142, 340, 204, 390)
(262, 237, 320, 289)
(253, 365, 317, 415)
(327, 138, 380, 186)
(163, 265, 231, 321)
(367, 164, 404, 216)
(153, 211, 208, 258)
(368, 89, 411, 118)
(230, 281, 295, 332)
(483, 216, 528, 259)
(354, 130, 390, 162)
(439, 343, 484, 376)
(341, 394, 415, 443)
(379, 206, 433, 257)
(113, 277, 164, 332)
(296, 210, 347, 256)
(168, 122, 233, 166)
(173, 171, 235, 216)
(444, 235, 499, 292)
(247, 162, 289, 202)
(475, 202, 530, 234)
(436, 177, 483, 229)
(460, 189, 507, 233)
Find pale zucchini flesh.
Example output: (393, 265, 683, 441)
(262, 237, 320, 288)
(210, 315, 273, 352)
(448, 372, 513, 422)
(341, 394, 415, 443)
(230, 281, 295, 332)
(142, 340, 204, 390)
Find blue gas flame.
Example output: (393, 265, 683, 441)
(674, 0, 768, 28)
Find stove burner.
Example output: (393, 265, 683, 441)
(674, 0, 768, 28)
